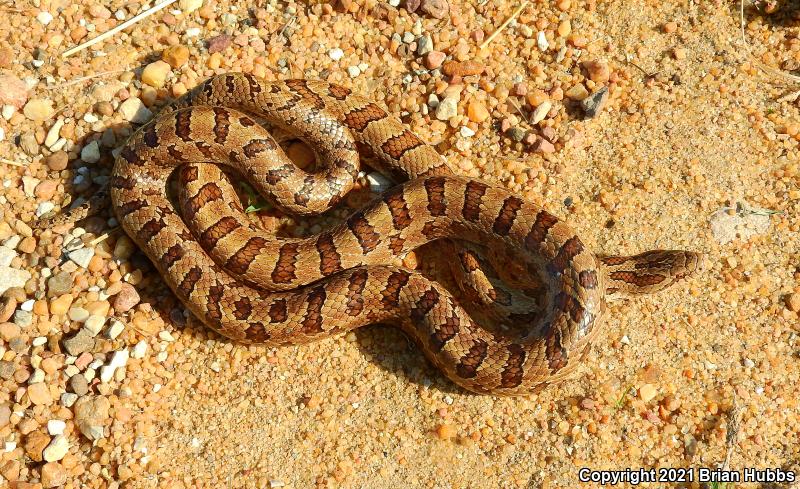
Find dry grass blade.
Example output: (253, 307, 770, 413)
(62, 0, 179, 58)
(0, 158, 25, 167)
(479, 1, 530, 50)
(46, 70, 127, 90)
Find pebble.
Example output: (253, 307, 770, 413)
(62, 329, 95, 356)
(107, 319, 124, 339)
(142, 60, 172, 88)
(23, 98, 54, 121)
(0, 361, 14, 380)
(423, 51, 446, 71)
(442, 60, 484, 77)
(419, 0, 449, 19)
(180, 0, 204, 13)
(532, 138, 556, 153)
(785, 293, 800, 312)
(68, 247, 95, 268)
(0, 75, 28, 109)
(41, 462, 68, 488)
(118, 97, 153, 124)
(328, 48, 344, 61)
(537, 31, 549, 51)
(25, 430, 50, 461)
(28, 382, 52, 405)
(347, 65, 361, 78)
(207, 34, 233, 53)
(80, 140, 101, 164)
(100, 349, 129, 382)
(47, 420, 66, 436)
(0, 267, 31, 297)
(467, 101, 489, 123)
(436, 423, 456, 439)
(60, 393, 78, 408)
(43, 435, 69, 462)
(47, 272, 72, 297)
(20, 132, 39, 155)
(417, 35, 433, 55)
(163, 45, 190, 68)
(74, 395, 110, 441)
(45, 119, 64, 147)
(582, 59, 610, 84)
(639, 383, 658, 402)
(35, 202, 54, 219)
(68, 374, 89, 396)
(84, 314, 107, 336)
(113, 283, 140, 312)
(531, 101, 552, 124)
(435, 96, 458, 120)
(131, 340, 148, 359)
(37, 11, 54, 25)
(46, 151, 69, 171)
(565, 84, 589, 100)
(0, 246, 14, 266)
(581, 87, 609, 118)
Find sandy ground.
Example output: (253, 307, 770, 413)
(0, 0, 798, 487)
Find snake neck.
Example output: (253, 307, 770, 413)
(597, 250, 703, 299)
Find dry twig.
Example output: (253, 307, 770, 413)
(479, 1, 529, 50)
(62, 0, 179, 58)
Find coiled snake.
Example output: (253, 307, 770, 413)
(67, 73, 702, 395)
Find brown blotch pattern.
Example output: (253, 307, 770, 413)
(549, 236, 584, 275)
(233, 297, 253, 320)
(162, 243, 184, 268)
(493, 196, 524, 236)
(500, 344, 526, 388)
(226, 237, 268, 276)
(174, 110, 193, 142)
(286, 79, 326, 110)
(212, 107, 230, 144)
(268, 299, 288, 323)
(343, 103, 386, 132)
(345, 269, 368, 317)
(271, 242, 300, 283)
(456, 339, 488, 378)
(381, 270, 410, 308)
(199, 216, 241, 250)
(328, 84, 352, 100)
(316, 233, 343, 276)
(244, 322, 271, 343)
(380, 130, 424, 160)
(383, 187, 412, 230)
(409, 288, 439, 323)
(608, 271, 666, 287)
(177, 266, 203, 298)
(138, 218, 166, 243)
(525, 210, 559, 250)
(300, 286, 326, 334)
(579, 270, 598, 289)
(184, 182, 223, 221)
(347, 212, 380, 253)
(424, 177, 447, 216)
(462, 180, 488, 221)
(430, 304, 460, 351)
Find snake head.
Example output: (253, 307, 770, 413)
(600, 250, 704, 297)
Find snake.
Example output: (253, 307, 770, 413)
(80, 73, 701, 395)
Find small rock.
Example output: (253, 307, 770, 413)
(25, 430, 50, 462)
(467, 101, 489, 123)
(47, 420, 66, 436)
(62, 329, 95, 356)
(37, 11, 54, 25)
(0, 75, 28, 109)
(436, 423, 456, 439)
(785, 293, 800, 312)
(180, 0, 204, 13)
(45, 119, 64, 147)
(537, 31, 549, 51)
(68, 374, 89, 396)
(20, 132, 39, 155)
(424, 51, 445, 70)
(43, 435, 69, 462)
(118, 97, 153, 124)
(0, 267, 29, 297)
(639, 383, 658, 402)
(60, 393, 78, 407)
(45, 151, 69, 171)
(0, 361, 14, 380)
(417, 35, 433, 55)
(41, 462, 68, 488)
(442, 60, 484, 77)
(531, 101, 552, 124)
(107, 319, 124, 339)
(581, 87, 609, 118)
(23, 98, 54, 121)
(68, 247, 95, 268)
(532, 137, 556, 153)
(507, 126, 527, 142)
(80, 140, 101, 164)
(582, 59, 610, 84)
(74, 395, 110, 441)
(28, 382, 52, 405)
(162, 45, 190, 68)
(113, 283, 140, 313)
(435, 96, 458, 120)
(131, 340, 147, 359)
(565, 83, 589, 101)
(419, 0, 448, 19)
(207, 34, 232, 53)
(328, 47, 344, 61)
(366, 172, 393, 194)
(141, 60, 171, 88)
(47, 272, 72, 297)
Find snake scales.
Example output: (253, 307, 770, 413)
(86, 73, 701, 395)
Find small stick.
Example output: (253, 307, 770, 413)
(62, 0, 179, 58)
(777, 90, 800, 103)
(0, 158, 25, 167)
(89, 227, 120, 246)
(46, 70, 126, 90)
(479, 1, 529, 50)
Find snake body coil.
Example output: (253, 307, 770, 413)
(109, 73, 700, 395)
